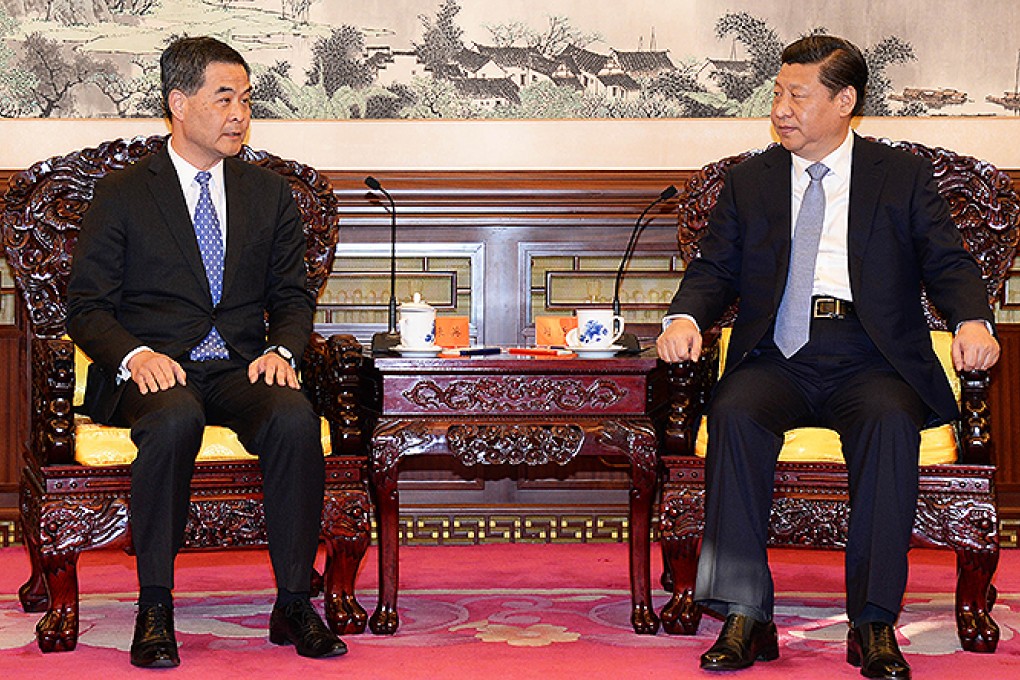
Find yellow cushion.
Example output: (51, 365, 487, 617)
(70, 343, 332, 466)
(695, 328, 960, 465)
(694, 419, 958, 465)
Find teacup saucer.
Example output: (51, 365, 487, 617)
(394, 344, 443, 357)
(564, 344, 624, 359)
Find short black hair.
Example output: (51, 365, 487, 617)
(781, 35, 868, 117)
(160, 37, 250, 119)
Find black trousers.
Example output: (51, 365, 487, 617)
(694, 313, 930, 623)
(112, 357, 325, 593)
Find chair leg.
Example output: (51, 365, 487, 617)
(659, 487, 704, 635)
(35, 547, 83, 653)
(955, 544, 999, 653)
(18, 513, 49, 613)
(321, 488, 371, 635)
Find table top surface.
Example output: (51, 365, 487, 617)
(369, 347, 664, 372)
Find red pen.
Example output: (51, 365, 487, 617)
(508, 347, 575, 357)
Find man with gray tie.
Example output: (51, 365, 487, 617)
(657, 35, 999, 679)
(67, 36, 346, 667)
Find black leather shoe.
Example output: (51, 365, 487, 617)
(847, 622, 911, 679)
(700, 613, 779, 671)
(130, 603, 180, 668)
(269, 599, 347, 658)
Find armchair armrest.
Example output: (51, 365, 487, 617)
(958, 369, 993, 465)
(30, 337, 77, 465)
(303, 332, 369, 457)
(662, 340, 719, 458)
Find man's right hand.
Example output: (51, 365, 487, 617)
(656, 318, 703, 363)
(127, 350, 187, 394)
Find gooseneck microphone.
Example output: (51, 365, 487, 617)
(612, 184, 679, 354)
(365, 176, 401, 354)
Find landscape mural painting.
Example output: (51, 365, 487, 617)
(1, 0, 1019, 120)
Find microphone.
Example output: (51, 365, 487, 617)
(612, 184, 679, 354)
(365, 176, 401, 354)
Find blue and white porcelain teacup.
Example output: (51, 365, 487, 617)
(565, 309, 625, 349)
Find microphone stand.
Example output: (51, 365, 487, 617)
(365, 176, 401, 354)
(612, 185, 678, 354)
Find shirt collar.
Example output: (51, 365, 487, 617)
(791, 129, 854, 180)
(166, 136, 225, 190)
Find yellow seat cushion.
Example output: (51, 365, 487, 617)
(71, 343, 331, 466)
(693, 328, 960, 465)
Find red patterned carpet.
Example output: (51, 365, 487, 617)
(2, 543, 1019, 679)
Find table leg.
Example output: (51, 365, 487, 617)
(369, 463, 400, 634)
(629, 461, 660, 634)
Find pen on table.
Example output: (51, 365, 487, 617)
(440, 346, 503, 356)
(508, 347, 575, 357)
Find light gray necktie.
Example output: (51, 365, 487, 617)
(774, 162, 829, 358)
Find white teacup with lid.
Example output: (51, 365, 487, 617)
(398, 292, 437, 349)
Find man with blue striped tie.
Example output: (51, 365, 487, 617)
(67, 37, 346, 668)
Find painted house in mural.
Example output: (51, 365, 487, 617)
(473, 45, 559, 88)
(368, 47, 426, 86)
(697, 58, 753, 93)
(451, 77, 520, 108)
(611, 49, 675, 79)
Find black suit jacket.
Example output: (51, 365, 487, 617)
(668, 135, 994, 423)
(67, 144, 315, 421)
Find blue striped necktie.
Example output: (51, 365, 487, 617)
(189, 171, 229, 361)
(774, 162, 829, 358)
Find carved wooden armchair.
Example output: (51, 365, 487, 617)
(1, 136, 372, 653)
(658, 139, 1019, 653)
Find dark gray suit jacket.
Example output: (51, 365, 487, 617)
(668, 135, 994, 423)
(67, 144, 315, 421)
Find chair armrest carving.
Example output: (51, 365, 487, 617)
(957, 369, 992, 465)
(303, 332, 368, 457)
(663, 341, 718, 457)
(31, 337, 77, 465)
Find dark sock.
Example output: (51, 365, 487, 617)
(854, 603, 897, 626)
(276, 588, 310, 608)
(138, 586, 173, 609)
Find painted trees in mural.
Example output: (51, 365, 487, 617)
(0, 0, 1009, 119)
(20, 33, 119, 117)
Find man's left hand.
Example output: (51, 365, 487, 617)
(952, 320, 1000, 371)
(248, 352, 301, 389)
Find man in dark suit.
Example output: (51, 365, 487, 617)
(657, 36, 999, 679)
(67, 37, 347, 667)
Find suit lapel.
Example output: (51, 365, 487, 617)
(146, 148, 212, 299)
(221, 157, 251, 299)
(847, 136, 887, 293)
(758, 146, 793, 309)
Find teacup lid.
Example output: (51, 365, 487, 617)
(399, 292, 434, 312)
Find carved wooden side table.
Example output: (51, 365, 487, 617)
(363, 354, 669, 635)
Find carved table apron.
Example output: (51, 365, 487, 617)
(365, 354, 669, 635)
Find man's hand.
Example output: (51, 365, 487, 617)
(128, 350, 187, 394)
(656, 318, 703, 363)
(952, 320, 1000, 371)
(248, 351, 301, 389)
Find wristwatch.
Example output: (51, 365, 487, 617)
(264, 345, 295, 368)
